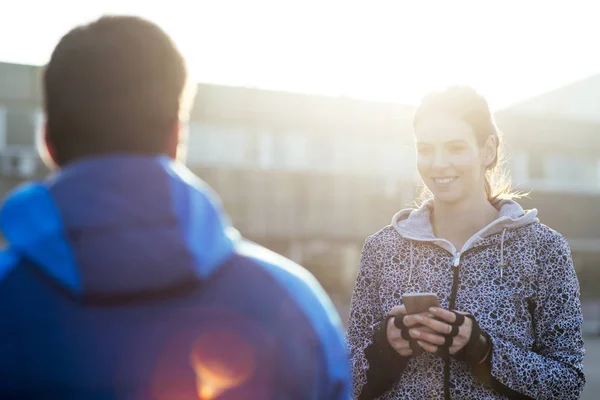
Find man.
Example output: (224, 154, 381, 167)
(0, 16, 349, 399)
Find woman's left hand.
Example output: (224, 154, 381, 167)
(408, 307, 472, 355)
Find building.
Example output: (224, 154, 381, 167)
(1, 61, 600, 321)
(0, 63, 46, 194)
(495, 75, 600, 299)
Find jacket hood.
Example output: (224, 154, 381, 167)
(0, 155, 239, 298)
(392, 198, 539, 251)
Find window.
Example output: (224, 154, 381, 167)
(522, 151, 600, 191)
(187, 123, 254, 167)
(271, 131, 308, 171)
(0, 106, 6, 148)
(545, 155, 597, 186)
(527, 152, 546, 180)
(5, 107, 39, 147)
(508, 151, 529, 185)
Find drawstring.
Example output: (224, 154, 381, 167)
(499, 228, 507, 279)
(408, 241, 414, 285)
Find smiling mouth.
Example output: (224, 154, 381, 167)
(433, 177, 457, 184)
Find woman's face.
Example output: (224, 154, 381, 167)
(414, 114, 491, 205)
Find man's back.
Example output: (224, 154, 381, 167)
(0, 156, 349, 399)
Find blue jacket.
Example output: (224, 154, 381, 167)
(0, 156, 350, 400)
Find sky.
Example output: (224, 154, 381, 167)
(1, 0, 599, 109)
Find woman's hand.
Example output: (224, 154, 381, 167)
(386, 305, 433, 357)
(405, 307, 473, 356)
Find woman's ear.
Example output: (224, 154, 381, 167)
(481, 135, 497, 169)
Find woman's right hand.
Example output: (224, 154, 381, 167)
(386, 305, 431, 357)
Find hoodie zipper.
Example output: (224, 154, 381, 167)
(445, 251, 462, 400)
(401, 225, 511, 399)
(452, 252, 461, 268)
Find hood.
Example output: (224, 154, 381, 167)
(391, 198, 539, 253)
(0, 155, 239, 298)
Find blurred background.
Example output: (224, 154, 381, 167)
(1, 1, 600, 397)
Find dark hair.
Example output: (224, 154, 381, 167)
(413, 86, 519, 204)
(43, 15, 193, 166)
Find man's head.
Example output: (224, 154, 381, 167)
(42, 15, 195, 167)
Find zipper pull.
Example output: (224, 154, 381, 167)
(453, 252, 461, 268)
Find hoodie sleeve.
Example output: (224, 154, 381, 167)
(0, 251, 23, 395)
(482, 231, 585, 399)
(299, 274, 353, 400)
(347, 237, 379, 399)
(0, 324, 22, 396)
(0, 280, 23, 395)
(347, 236, 410, 399)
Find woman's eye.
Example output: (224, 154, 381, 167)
(448, 145, 465, 153)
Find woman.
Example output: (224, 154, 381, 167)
(346, 86, 585, 399)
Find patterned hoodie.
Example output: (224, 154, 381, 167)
(347, 199, 585, 399)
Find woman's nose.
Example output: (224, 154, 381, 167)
(431, 149, 450, 169)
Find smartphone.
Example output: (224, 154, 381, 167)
(402, 292, 440, 315)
